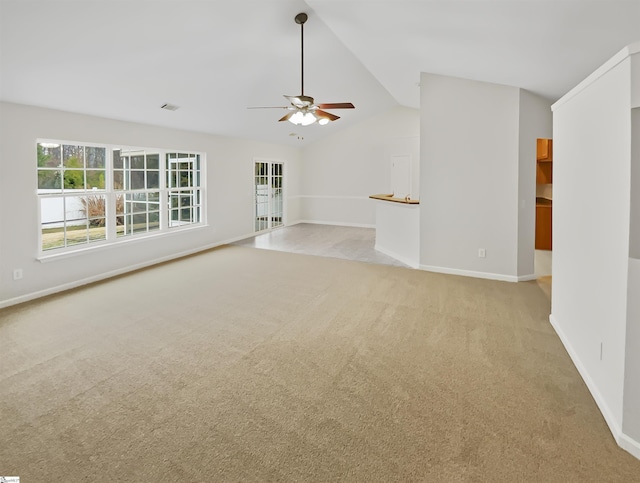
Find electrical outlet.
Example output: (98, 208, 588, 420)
(478, 248, 486, 258)
(13, 268, 23, 280)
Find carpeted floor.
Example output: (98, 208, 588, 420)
(1, 245, 638, 481)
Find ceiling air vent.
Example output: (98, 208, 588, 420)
(160, 103, 179, 111)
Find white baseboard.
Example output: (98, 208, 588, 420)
(419, 264, 519, 282)
(620, 433, 640, 460)
(293, 219, 375, 229)
(374, 244, 419, 268)
(517, 273, 538, 281)
(548, 314, 640, 461)
(0, 232, 256, 309)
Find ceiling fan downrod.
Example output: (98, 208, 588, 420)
(295, 12, 308, 97)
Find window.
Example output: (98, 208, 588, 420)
(37, 141, 204, 254)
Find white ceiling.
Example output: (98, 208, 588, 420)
(1, 1, 639, 147)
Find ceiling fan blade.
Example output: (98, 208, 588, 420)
(315, 109, 340, 121)
(278, 112, 296, 122)
(285, 94, 314, 107)
(316, 102, 355, 110)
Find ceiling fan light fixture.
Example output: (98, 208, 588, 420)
(288, 111, 317, 126)
(249, 12, 354, 126)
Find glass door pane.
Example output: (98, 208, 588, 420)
(254, 162, 269, 232)
(254, 161, 283, 232)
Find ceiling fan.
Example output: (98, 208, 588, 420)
(248, 12, 355, 126)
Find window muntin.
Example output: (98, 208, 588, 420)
(37, 141, 204, 254)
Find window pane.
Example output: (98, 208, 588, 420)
(66, 226, 89, 246)
(89, 225, 107, 242)
(38, 143, 61, 168)
(86, 147, 105, 168)
(113, 150, 123, 169)
(179, 171, 191, 187)
(180, 195, 192, 208)
(63, 145, 85, 168)
(114, 171, 124, 190)
(149, 212, 160, 231)
(147, 154, 159, 170)
(86, 170, 105, 189)
(179, 208, 188, 221)
(131, 155, 145, 169)
(82, 195, 106, 219)
(133, 202, 147, 213)
(167, 171, 177, 188)
(132, 213, 147, 233)
(40, 197, 65, 251)
(63, 170, 85, 190)
(131, 171, 145, 189)
(38, 170, 62, 190)
(147, 171, 159, 189)
(66, 196, 89, 225)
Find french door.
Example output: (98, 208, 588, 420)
(254, 161, 284, 232)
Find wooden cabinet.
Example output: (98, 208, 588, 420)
(535, 138, 553, 250)
(536, 138, 553, 184)
(535, 202, 552, 250)
(536, 162, 553, 184)
(537, 138, 553, 161)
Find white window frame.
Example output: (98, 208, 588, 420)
(36, 139, 206, 259)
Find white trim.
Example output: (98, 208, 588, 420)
(292, 219, 375, 229)
(620, 433, 640, 460)
(419, 264, 519, 282)
(548, 313, 640, 461)
(375, 244, 419, 269)
(548, 314, 623, 442)
(38, 223, 208, 262)
(552, 42, 640, 111)
(517, 274, 537, 282)
(0, 232, 255, 309)
(295, 195, 370, 200)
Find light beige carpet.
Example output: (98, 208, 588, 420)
(1, 245, 638, 482)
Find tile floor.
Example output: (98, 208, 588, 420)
(234, 223, 553, 278)
(233, 223, 409, 267)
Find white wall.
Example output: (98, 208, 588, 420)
(420, 73, 546, 281)
(0, 102, 302, 306)
(625, 259, 640, 444)
(624, 106, 640, 445)
(518, 90, 553, 276)
(550, 54, 632, 446)
(299, 106, 419, 227)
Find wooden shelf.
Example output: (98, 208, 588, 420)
(369, 194, 419, 204)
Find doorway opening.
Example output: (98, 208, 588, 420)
(254, 161, 284, 232)
(535, 138, 553, 297)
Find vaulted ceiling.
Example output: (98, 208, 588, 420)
(1, 1, 638, 147)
